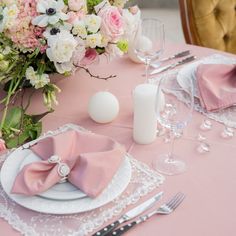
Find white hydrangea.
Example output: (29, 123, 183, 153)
(46, 31, 78, 63)
(86, 33, 102, 48)
(72, 20, 87, 39)
(32, 0, 69, 27)
(26, 67, 50, 89)
(84, 14, 101, 33)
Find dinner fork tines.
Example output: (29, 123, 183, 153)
(110, 192, 185, 236)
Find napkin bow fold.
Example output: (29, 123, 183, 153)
(11, 130, 125, 198)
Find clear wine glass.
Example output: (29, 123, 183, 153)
(134, 18, 165, 82)
(153, 71, 194, 175)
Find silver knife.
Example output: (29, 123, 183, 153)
(92, 191, 163, 236)
(150, 55, 196, 75)
(160, 50, 190, 62)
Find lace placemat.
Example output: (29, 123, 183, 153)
(151, 54, 236, 128)
(0, 125, 164, 236)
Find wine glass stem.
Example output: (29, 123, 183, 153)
(145, 58, 150, 83)
(167, 131, 175, 161)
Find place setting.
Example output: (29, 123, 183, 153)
(0, 123, 165, 235)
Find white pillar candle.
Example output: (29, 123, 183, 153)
(133, 84, 157, 144)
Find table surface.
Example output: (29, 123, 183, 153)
(1, 42, 236, 236)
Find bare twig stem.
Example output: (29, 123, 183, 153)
(76, 65, 117, 80)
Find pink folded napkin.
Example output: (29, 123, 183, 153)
(196, 64, 236, 111)
(11, 130, 125, 198)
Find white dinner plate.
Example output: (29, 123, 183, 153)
(176, 54, 236, 97)
(19, 154, 87, 201)
(0, 124, 132, 214)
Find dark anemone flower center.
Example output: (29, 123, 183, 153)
(50, 28, 60, 35)
(46, 8, 56, 16)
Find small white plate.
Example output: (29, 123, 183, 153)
(0, 124, 132, 214)
(176, 54, 236, 97)
(19, 154, 87, 201)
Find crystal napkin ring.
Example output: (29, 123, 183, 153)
(48, 155, 70, 183)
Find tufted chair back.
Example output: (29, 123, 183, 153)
(179, 0, 236, 54)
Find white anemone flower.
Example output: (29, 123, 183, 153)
(43, 22, 72, 38)
(32, 0, 69, 27)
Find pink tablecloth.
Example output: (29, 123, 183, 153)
(1, 43, 236, 236)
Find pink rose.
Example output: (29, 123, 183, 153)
(0, 139, 6, 153)
(98, 6, 124, 41)
(68, 0, 86, 11)
(81, 49, 99, 66)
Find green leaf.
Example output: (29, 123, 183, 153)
(6, 129, 31, 149)
(4, 107, 23, 129)
(31, 110, 54, 123)
(87, 0, 103, 13)
(96, 47, 105, 54)
(3, 110, 42, 148)
(5, 120, 42, 148)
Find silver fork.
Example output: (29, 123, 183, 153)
(110, 192, 185, 236)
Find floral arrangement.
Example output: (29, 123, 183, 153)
(0, 0, 141, 149)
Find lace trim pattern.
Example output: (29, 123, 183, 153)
(0, 125, 164, 236)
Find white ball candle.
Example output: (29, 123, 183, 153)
(133, 84, 157, 144)
(88, 92, 119, 124)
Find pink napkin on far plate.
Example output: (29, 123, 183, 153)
(196, 64, 236, 111)
(11, 130, 125, 198)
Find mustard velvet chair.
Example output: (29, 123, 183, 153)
(179, 0, 236, 54)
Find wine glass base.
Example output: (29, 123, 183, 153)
(152, 154, 186, 175)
